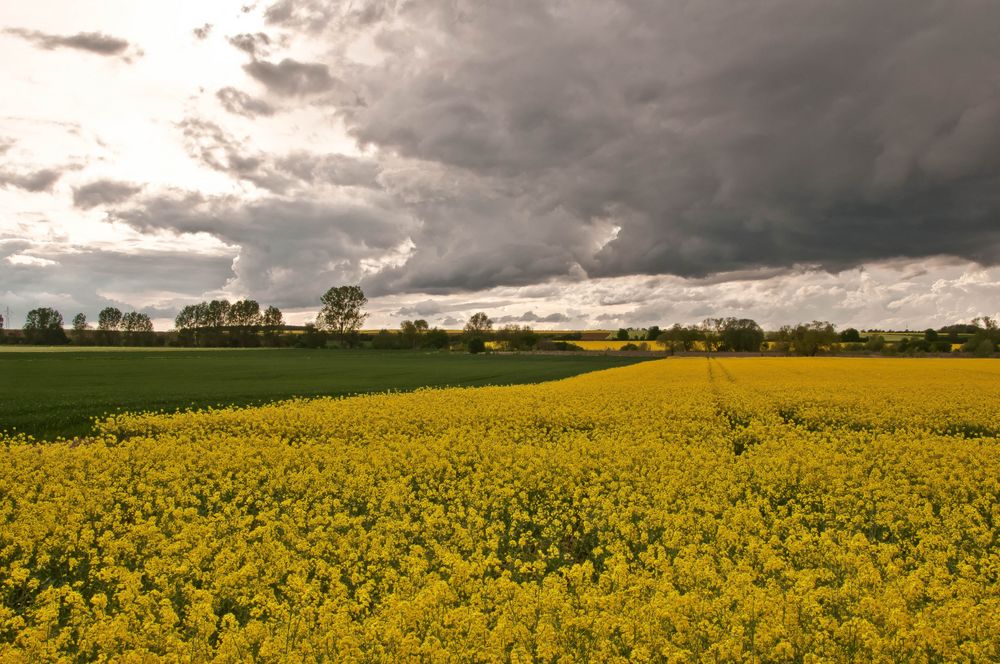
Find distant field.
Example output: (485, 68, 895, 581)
(0, 348, 653, 440)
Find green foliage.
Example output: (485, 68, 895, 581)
(399, 319, 429, 348)
(97, 307, 123, 332)
(840, 327, 862, 343)
(777, 321, 838, 356)
(657, 324, 701, 353)
(318, 285, 368, 343)
(537, 340, 582, 351)
(468, 338, 487, 354)
(423, 328, 451, 349)
(865, 335, 886, 352)
(174, 300, 284, 347)
(297, 323, 327, 349)
(23, 307, 68, 345)
(494, 324, 538, 351)
(463, 312, 492, 340)
(716, 318, 764, 352)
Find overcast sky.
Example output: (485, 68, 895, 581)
(2, 0, 998, 330)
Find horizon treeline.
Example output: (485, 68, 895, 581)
(0, 291, 996, 356)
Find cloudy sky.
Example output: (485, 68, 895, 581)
(2, 0, 998, 330)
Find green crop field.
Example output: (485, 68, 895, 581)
(0, 348, 652, 440)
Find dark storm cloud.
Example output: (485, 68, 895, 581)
(72, 180, 142, 209)
(0, 167, 62, 192)
(275, 0, 1000, 293)
(243, 57, 338, 96)
(4, 27, 131, 57)
(177, 118, 296, 193)
(112, 191, 414, 307)
(176, 118, 381, 192)
(216, 87, 276, 118)
(0, 244, 235, 322)
(274, 152, 381, 188)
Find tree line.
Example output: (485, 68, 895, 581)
(0, 307, 155, 346)
(174, 300, 284, 346)
(0, 285, 996, 356)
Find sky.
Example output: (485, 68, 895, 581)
(1, 0, 998, 331)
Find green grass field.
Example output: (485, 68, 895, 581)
(0, 348, 652, 440)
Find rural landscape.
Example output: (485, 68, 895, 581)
(3, 0, 1000, 661)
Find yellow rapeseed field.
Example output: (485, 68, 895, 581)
(2, 358, 999, 661)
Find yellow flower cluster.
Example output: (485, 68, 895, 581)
(2, 358, 999, 661)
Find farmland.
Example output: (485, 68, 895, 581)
(2, 357, 999, 660)
(0, 348, 652, 440)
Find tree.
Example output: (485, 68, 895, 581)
(71, 312, 89, 344)
(372, 329, 404, 350)
(616, 328, 629, 341)
(205, 300, 231, 328)
(262, 305, 284, 345)
(840, 328, 862, 343)
(972, 316, 998, 332)
(400, 319, 425, 348)
(98, 307, 123, 331)
(23, 307, 68, 345)
(646, 325, 661, 342)
(717, 318, 764, 352)
(174, 304, 201, 346)
(227, 299, 262, 329)
(464, 312, 493, 338)
(494, 324, 538, 351)
(700, 318, 724, 352)
(262, 305, 283, 330)
(779, 321, 838, 356)
(423, 328, 450, 350)
(318, 285, 368, 346)
(121, 311, 154, 345)
(468, 337, 486, 354)
(657, 324, 700, 353)
(297, 323, 327, 348)
(98, 306, 123, 345)
(864, 334, 885, 352)
(227, 299, 262, 345)
(974, 338, 995, 357)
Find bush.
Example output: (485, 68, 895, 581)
(864, 335, 885, 352)
(423, 329, 451, 349)
(468, 338, 486, 354)
(371, 330, 404, 350)
(297, 324, 327, 349)
(537, 340, 581, 351)
(974, 339, 994, 357)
